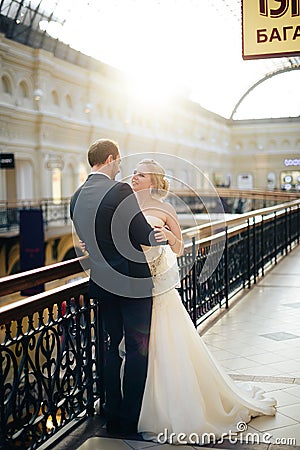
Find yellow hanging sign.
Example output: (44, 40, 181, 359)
(242, 0, 300, 59)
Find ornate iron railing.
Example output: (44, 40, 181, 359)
(0, 200, 299, 449)
(0, 259, 99, 450)
(0, 199, 70, 231)
(180, 201, 300, 325)
(0, 284, 93, 449)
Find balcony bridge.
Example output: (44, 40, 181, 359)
(0, 199, 300, 450)
(0, 188, 299, 278)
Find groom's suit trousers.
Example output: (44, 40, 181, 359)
(99, 293, 152, 430)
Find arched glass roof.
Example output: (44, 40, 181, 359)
(1, 0, 299, 120)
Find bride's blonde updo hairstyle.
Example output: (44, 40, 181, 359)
(139, 159, 170, 199)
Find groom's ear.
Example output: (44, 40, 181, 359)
(106, 154, 114, 164)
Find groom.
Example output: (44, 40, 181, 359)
(70, 139, 161, 435)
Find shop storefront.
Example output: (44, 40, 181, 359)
(281, 159, 300, 191)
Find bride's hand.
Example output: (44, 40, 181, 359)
(154, 224, 183, 255)
(154, 226, 173, 244)
(153, 226, 167, 243)
(79, 239, 88, 254)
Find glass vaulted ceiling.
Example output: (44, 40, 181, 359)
(0, 0, 299, 120)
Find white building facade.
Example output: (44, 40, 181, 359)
(1, 33, 299, 204)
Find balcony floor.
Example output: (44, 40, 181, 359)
(49, 246, 300, 450)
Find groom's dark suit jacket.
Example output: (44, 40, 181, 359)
(70, 173, 157, 299)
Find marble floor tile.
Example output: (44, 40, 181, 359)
(125, 440, 163, 449)
(277, 404, 300, 422)
(246, 353, 287, 365)
(249, 412, 298, 432)
(77, 437, 131, 450)
(266, 423, 300, 445)
(266, 389, 300, 407)
(283, 385, 300, 398)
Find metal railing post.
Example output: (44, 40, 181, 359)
(247, 218, 251, 288)
(274, 211, 277, 265)
(297, 204, 300, 245)
(261, 215, 264, 277)
(44, 201, 48, 227)
(285, 207, 288, 255)
(288, 206, 292, 252)
(192, 237, 197, 326)
(224, 227, 229, 309)
(95, 298, 105, 413)
(83, 293, 95, 416)
(6, 201, 9, 230)
(64, 201, 68, 225)
(253, 217, 257, 284)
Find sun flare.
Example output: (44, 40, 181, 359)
(37, 0, 300, 118)
(125, 72, 187, 108)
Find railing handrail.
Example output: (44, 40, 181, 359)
(182, 199, 300, 240)
(0, 188, 299, 207)
(0, 278, 88, 326)
(0, 256, 88, 298)
(0, 198, 71, 207)
(188, 215, 268, 249)
(174, 187, 300, 200)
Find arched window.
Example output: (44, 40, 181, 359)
(79, 163, 88, 184)
(16, 160, 34, 200)
(2, 75, 12, 94)
(237, 173, 253, 189)
(267, 172, 276, 190)
(66, 94, 72, 109)
(62, 163, 76, 197)
(52, 90, 59, 105)
(52, 168, 62, 203)
(282, 139, 291, 150)
(19, 80, 29, 98)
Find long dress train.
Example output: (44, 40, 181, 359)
(137, 215, 276, 444)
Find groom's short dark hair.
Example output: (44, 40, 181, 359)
(88, 139, 119, 167)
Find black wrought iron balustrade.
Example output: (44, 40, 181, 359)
(0, 199, 70, 231)
(195, 237, 227, 322)
(40, 200, 70, 227)
(0, 204, 21, 230)
(0, 280, 104, 450)
(179, 202, 300, 327)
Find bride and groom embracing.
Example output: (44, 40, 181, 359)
(70, 138, 276, 443)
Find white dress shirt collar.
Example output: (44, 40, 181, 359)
(89, 171, 111, 179)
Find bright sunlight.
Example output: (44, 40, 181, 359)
(38, 0, 300, 118)
(39, 0, 215, 108)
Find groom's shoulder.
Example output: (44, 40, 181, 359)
(70, 181, 85, 203)
(98, 180, 133, 201)
(111, 180, 133, 193)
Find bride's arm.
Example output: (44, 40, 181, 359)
(160, 203, 184, 256)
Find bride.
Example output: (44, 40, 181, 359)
(129, 159, 276, 444)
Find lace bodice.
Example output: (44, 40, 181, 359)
(143, 215, 180, 297)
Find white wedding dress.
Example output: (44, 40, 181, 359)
(136, 215, 276, 443)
